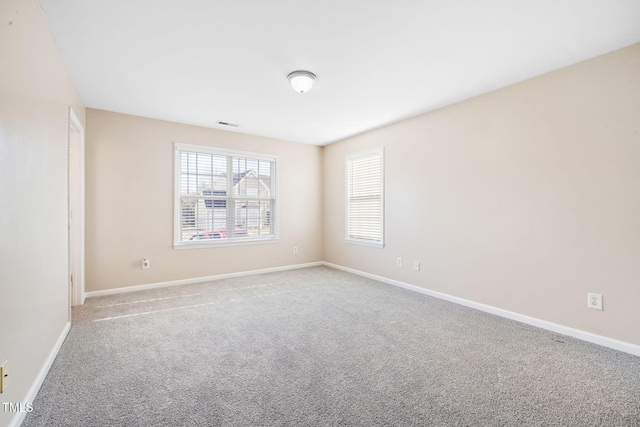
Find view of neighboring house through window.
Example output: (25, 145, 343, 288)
(345, 147, 384, 247)
(175, 143, 277, 246)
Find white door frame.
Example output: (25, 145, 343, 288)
(69, 108, 85, 308)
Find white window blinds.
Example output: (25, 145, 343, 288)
(174, 143, 277, 247)
(346, 147, 384, 247)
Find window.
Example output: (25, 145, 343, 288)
(345, 147, 384, 247)
(175, 143, 277, 247)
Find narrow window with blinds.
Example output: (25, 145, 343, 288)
(345, 147, 384, 247)
(174, 143, 278, 247)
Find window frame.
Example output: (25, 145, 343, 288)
(345, 146, 384, 248)
(174, 142, 279, 249)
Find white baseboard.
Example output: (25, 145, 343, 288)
(9, 322, 71, 427)
(85, 262, 324, 298)
(323, 262, 640, 357)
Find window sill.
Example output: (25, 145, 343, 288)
(344, 238, 384, 249)
(174, 237, 279, 250)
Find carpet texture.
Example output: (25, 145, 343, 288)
(23, 266, 640, 426)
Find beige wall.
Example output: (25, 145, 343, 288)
(85, 109, 323, 292)
(323, 44, 640, 346)
(0, 0, 85, 425)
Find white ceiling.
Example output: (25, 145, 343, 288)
(38, 0, 640, 146)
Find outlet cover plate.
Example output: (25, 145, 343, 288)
(1, 360, 7, 394)
(587, 293, 603, 310)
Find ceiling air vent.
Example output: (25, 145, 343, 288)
(216, 121, 240, 128)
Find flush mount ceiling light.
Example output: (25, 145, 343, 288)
(287, 70, 316, 93)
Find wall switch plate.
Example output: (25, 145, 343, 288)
(1, 360, 8, 394)
(396, 257, 403, 267)
(142, 258, 150, 270)
(414, 261, 420, 271)
(587, 293, 603, 310)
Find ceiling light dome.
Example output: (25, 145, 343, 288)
(288, 70, 316, 94)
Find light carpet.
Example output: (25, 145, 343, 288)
(23, 266, 640, 426)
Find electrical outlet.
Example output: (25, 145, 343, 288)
(1, 360, 8, 394)
(142, 258, 150, 270)
(587, 293, 602, 310)
(293, 246, 298, 254)
(414, 261, 420, 271)
(396, 257, 403, 267)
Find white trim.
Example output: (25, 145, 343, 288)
(174, 237, 279, 250)
(345, 146, 384, 246)
(345, 146, 385, 161)
(174, 142, 277, 162)
(69, 107, 85, 307)
(9, 322, 71, 427)
(174, 142, 279, 248)
(322, 262, 640, 357)
(344, 238, 384, 248)
(85, 262, 323, 298)
(174, 143, 181, 248)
